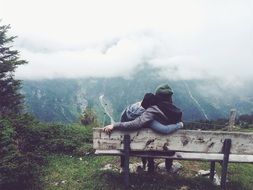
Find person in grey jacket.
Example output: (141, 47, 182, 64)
(103, 84, 183, 172)
(119, 93, 183, 134)
(103, 84, 183, 133)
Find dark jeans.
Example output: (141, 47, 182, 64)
(120, 157, 173, 172)
(119, 108, 177, 172)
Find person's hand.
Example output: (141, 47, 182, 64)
(103, 124, 114, 134)
(178, 122, 184, 128)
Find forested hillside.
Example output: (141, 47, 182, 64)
(22, 66, 253, 124)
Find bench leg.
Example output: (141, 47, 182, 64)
(221, 139, 231, 190)
(165, 158, 173, 172)
(209, 161, 215, 182)
(120, 156, 125, 168)
(141, 157, 147, 170)
(147, 158, 155, 173)
(123, 135, 130, 189)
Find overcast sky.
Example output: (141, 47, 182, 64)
(1, 0, 253, 82)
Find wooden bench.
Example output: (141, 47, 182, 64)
(93, 128, 253, 189)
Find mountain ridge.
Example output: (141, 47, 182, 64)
(21, 67, 253, 123)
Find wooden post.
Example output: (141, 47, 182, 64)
(209, 161, 215, 182)
(221, 139, 231, 190)
(228, 109, 236, 131)
(123, 135, 130, 189)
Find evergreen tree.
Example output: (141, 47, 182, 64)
(0, 23, 27, 118)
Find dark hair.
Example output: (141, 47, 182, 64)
(155, 93, 172, 103)
(141, 93, 157, 109)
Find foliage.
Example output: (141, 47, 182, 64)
(30, 123, 94, 156)
(41, 155, 220, 190)
(41, 154, 114, 190)
(22, 79, 82, 123)
(0, 115, 95, 189)
(228, 163, 253, 190)
(238, 113, 253, 128)
(238, 114, 253, 124)
(184, 114, 253, 130)
(22, 66, 253, 124)
(39, 154, 253, 190)
(80, 107, 98, 126)
(0, 23, 27, 118)
(0, 116, 44, 190)
(0, 24, 96, 188)
(0, 23, 42, 190)
(184, 118, 228, 130)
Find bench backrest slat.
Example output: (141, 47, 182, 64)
(93, 128, 253, 155)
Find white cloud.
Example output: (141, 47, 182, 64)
(0, 0, 253, 80)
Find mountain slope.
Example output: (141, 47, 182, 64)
(21, 67, 253, 123)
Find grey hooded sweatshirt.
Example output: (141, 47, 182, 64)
(114, 105, 170, 131)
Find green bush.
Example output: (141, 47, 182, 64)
(25, 123, 93, 155)
(0, 116, 44, 190)
(0, 114, 94, 189)
(9, 114, 94, 155)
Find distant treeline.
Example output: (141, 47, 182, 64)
(237, 113, 253, 127)
(184, 118, 228, 130)
(184, 113, 253, 130)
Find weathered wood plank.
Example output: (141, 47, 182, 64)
(94, 150, 253, 163)
(93, 128, 253, 154)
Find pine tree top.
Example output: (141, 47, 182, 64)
(0, 22, 27, 118)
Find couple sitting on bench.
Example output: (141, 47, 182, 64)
(103, 84, 183, 172)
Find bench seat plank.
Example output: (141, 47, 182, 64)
(93, 128, 253, 154)
(94, 150, 253, 163)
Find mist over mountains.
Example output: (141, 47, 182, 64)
(21, 65, 253, 124)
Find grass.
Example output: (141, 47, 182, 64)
(40, 154, 253, 190)
(234, 128, 253, 132)
(38, 124, 253, 190)
(41, 155, 220, 190)
(228, 163, 253, 190)
(41, 154, 117, 190)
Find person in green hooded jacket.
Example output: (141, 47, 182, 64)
(104, 84, 183, 133)
(103, 84, 183, 172)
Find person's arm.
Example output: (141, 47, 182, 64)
(103, 107, 155, 133)
(149, 121, 183, 134)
